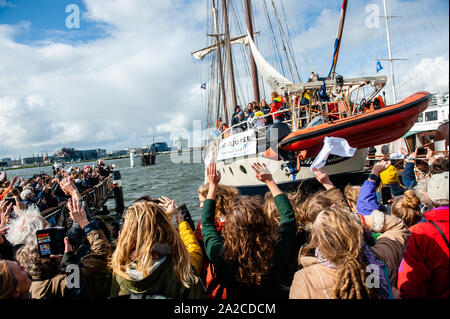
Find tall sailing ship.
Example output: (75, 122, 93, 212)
(192, 0, 431, 194)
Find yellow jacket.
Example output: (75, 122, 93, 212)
(178, 221, 203, 275)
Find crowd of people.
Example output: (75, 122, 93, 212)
(217, 91, 291, 138)
(0, 146, 447, 300)
(0, 160, 112, 214)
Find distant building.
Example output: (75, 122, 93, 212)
(54, 148, 76, 162)
(0, 158, 11, 162)
(22, 156, 44, 165)
(54, 147, 106, 162)
(78, 149, 103, 161)
(150, 142, 170, 153)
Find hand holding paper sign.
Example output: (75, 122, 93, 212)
(310, 137, 357, 172)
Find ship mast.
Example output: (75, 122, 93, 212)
(328, 0, 348, 80)
(244, 0, 260, 102)
(221, 0, 238, 113)
(212, 0, 229, 124)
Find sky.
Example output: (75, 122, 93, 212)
(0, 0, 448, 159)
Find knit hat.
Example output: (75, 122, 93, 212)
(380, 165, 399, 185)
(427, 172, 449, 202)
(20, 189, 32, 201)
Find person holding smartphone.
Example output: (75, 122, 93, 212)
(14, 198, 111, 299)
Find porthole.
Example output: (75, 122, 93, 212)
(239, 165, 247, 174)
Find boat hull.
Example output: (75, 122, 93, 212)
(280, 92, 432, 157)
(215, 148, 368, 194)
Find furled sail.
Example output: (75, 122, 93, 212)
(191, 34, 249, 61)
(245, 30, 293, 91)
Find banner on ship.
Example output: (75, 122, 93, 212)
(217, 129, 257, 161)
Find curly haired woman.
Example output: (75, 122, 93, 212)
(201, 162, 297, 299)
(196, 183, 239, 299)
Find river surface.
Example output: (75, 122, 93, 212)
(3, 151, 206, 224)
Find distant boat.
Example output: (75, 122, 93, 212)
(403, 92, 449, 151)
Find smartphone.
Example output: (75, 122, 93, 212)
(3, 197, 15, 206)
(36, 227, 66, 258)
(416, 148, 427, 156)
(381, 186, 392, 205)
(178, 204, 195, 232)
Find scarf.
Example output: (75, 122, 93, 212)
(315, 241, 393, 299)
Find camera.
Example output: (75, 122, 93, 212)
(36, 227, 66, 258)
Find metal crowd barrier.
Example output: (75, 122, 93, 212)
(41, 175, 114, 230)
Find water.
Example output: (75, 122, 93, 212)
(3, 151, 205, 223)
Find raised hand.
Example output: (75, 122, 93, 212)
(13, 195, 26, 210)
(312, 168, 334, 190)
(400, 148, 409, 156)
(425, 147, 433, 160)
(252, 162, 282, 197)
(207, 163, 221, 186)
(59, 177, 81, 202)
(372, 160, 391, 176)
(206, 163, 221, 200)
(10, 176, 18, 187)
(251, 162, 273, 184)
(0, 201, 13, 227)
(158, 196, 178, 217)
(67, 198, 89, 229)
(408, 149, 418, 162)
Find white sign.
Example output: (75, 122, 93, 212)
(217, 129, 257, 161)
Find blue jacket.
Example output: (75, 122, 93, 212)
(402, 162, 417, 189)
(356, 180, 380, 216)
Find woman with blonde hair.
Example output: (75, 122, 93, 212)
(344, 184, 361, 214)
(391, 190, 425, 228)
(290, 205, 410, 299)
(110, 199, 205, 299)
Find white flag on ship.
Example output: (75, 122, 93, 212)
(310, 137, 356, 172)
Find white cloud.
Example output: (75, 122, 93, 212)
(0, 0, 14, 8)
(0, 0, 207, 157)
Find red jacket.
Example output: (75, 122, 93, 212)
(397, 207, 449, 299)
(195, 219, 227, 299)
(270, 96, 284, 119)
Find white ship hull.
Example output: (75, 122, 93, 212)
(215, 148, 368, 194)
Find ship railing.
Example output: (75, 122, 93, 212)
(41, 175, 113, 230)
(218, 107, 318, 142)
